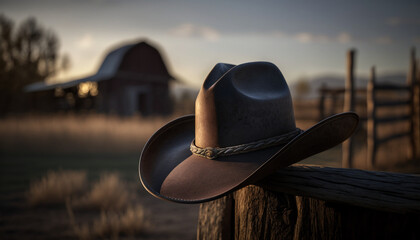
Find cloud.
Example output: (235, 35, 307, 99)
(336, 32, 351, 43)
(76, 34, 94, 49)
(275, 31, 352, 44)
(387, 17, 420, 26)
(281, 31, 394, 45)
(199, 26, 220, 42)
(170, 23, 220, 41)
(295, 32, 324, 43)
(374, 36, 393, 45)
(170, 23, 195, 37)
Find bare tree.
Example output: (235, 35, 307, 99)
(0, 14, 70, 115)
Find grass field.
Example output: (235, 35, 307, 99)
(0, 113, 417, 239)
(0, 114, 199, 239)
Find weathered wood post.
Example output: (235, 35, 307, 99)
(342, 49, 356, 168)
(330, 91, 338, 116)
(417, 59, 420, 158)
(319, 83, 326, 121)
(197, 165, 420, 240)
(197, 196, 233, 240)
(408, 48, 417, 159)
(367, 66, 376, 169)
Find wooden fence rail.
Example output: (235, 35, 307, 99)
(314, 48, 419, 169)
(318, 87, 367, 121)
(198, 165, 420, 240)
(366, 48, 419, 168)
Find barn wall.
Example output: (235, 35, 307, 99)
(98, 77, 172, 116)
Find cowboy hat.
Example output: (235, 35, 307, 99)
(139, 62, 358, 203)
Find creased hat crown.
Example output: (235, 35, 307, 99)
(195, 62, 296, 149)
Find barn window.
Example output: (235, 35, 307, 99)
(78, 82, 98, 98)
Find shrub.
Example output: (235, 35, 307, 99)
(28, 170, 87, 206)
(73, 173, 130, 211)
(67, 202, 148, 239)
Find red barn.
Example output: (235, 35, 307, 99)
(25, 40, 175, 116)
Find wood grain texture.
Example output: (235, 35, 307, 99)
(293, 196, 342, 240)
(367, 66, 376, 169)
(197, 195, 233, 240)
(234, 185, 296, 240)
(408, 47, 418, 160)
(342, 49, 356, 168)
(198, 183, 420, 239)
(260, 165, 420, 213)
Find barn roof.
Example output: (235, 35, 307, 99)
(25, 40, 174, 92)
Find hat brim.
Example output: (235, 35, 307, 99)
(139, 112, 358, 203)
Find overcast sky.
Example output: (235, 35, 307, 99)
(2, 0, 419, 88)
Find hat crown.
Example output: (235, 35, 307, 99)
(195, 62, 296, 148)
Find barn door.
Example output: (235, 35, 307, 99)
(137, 92, 150, 116)
(124, 86, 151, 116)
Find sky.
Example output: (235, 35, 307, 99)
(1, 0, 419, 88)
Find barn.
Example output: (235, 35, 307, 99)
(25, 40, 176, 116)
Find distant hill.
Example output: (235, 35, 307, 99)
(291, 73, 406, 99)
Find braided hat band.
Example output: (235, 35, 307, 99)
(190, 128, 303, 159)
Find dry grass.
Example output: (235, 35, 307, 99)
(67, 202, 148, 240)
(27, 170, 87, 206)
(73, 173, 131, 211)
(29, 170, 148, 239)
(68, 172, 147, 239)
(0, 114, 173, 153)
(352, 120, 411, 169)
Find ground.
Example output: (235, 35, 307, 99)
(0, 115, 418, 239)
(0, 151, 199, 239)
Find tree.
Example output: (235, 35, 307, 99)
(0, 14, 70, 115)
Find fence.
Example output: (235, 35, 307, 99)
(314, 48, 419, 169)
(197, 165, 420, 240)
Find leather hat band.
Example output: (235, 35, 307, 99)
(190, 128, 303, 159)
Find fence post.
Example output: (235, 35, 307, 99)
(342, 49, 356, 168)
(408, 48, 417, 160)
(197, 166, 420, 239)
(330, 92, 338, 116)
(319, 83, 326, 121)
(367, 66, 376, 169)
(417, 59, 420, 159)
(197, 195, 233, 240)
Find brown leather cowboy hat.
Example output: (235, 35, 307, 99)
(139, 62, 359, 203)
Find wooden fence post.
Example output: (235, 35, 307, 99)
(342, 49, 356, 168)
(417, 59, 420, 159)
(330, 92, 338, 116)
(197, 165, 420, 239)
(367, 66, 376, 169)
(319, 83, 326, 121)
(408, 48, 417, 160)
(197, 195, 233, 240)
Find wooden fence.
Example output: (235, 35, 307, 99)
(198, 165, 420, 240)
(316, 48, 419, 169)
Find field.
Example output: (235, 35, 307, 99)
(0, 112, 417, 239)
(0, 114, 199, 239)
